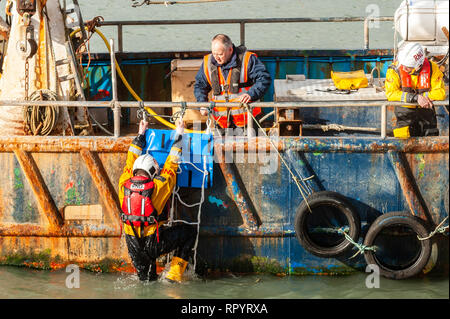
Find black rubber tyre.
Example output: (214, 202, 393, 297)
(363, 212, 432, 280)
(294, 191, 361, 258)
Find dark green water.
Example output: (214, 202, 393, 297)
(0, 266, 447, 299)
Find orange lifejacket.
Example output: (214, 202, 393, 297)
(391, 58, 432, 94)
(203, 47, 262, 128)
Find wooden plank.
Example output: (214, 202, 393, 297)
(64, 204, 103, 220)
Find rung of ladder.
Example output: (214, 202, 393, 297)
(55, 58, 71, 66)
(59, 74, 76, 82)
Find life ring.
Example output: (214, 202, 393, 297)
(294, 191, 361, 258)
(363, 211, 432, 280)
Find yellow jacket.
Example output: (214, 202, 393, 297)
(118, 133, 182, 237)
(385, 60, 446, 107)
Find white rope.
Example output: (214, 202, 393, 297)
(418, 216, 449, 241)
(166, 117, 212, 272)
(243, 104, 313, 212)
(338, 227, 377, 259)
(192, 156, 207, 271)
(167, 156, 207, 272)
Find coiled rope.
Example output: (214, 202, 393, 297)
(23, 89, 59, 136)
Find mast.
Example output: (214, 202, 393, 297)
(0, 0, 91, 136)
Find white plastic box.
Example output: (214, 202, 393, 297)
(395, 0, 449, 44)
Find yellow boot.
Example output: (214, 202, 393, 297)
(165, 256, 188, 283)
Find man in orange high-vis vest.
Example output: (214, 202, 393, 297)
(385, 42, 446, 138)
(194, 34, 271, 130)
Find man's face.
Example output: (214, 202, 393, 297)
(211, 40, 233, 65)
(402, 66, 415, 74)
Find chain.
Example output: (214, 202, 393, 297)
(24, 57, 30, 100)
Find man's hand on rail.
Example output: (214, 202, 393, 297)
(417, 95, 434, 109)
(239, 93, 251, 104)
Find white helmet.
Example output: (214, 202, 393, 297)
(397, 42, 425, 69)
(133, 154, 160, 179)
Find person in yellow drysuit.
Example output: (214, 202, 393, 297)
(385, 42, 446, 137)
(118, 119, 196, 282)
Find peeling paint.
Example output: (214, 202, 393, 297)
(0, 133, 448, 275)
(416, 153, 426, 179)
(208, 195, 229, 209)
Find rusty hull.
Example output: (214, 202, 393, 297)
(0, 135, 448, 273)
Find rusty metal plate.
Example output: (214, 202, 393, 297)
(64, 204, 103, 220)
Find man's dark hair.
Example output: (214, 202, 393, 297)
(212, 34, 233, 49)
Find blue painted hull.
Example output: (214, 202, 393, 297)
(78, 49, 450, 276)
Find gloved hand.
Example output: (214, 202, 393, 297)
(175, 118, 185, 135)
(200, 107, 208, 116)
(138, 119, 149, 135)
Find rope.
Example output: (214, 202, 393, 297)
(73, 18, 104, 87)
(132, 0, 230, 7)
(170, 102, 187, 123)
(5, 0, 12, 16)
(243, 103, 313, 212)
(338, 227, 377, 259)
(164, 118, 212, 274)
(23, 90, 59, 136)
(165, 157, 208, 274)
(87, 109, 114, 136)
(284, 149, 314, 195)
(305, 123, 379, 132)
(418, 216, 449, 241)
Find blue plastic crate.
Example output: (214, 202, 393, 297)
(143, 129, 214, 188)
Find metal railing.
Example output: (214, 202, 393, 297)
(1, 39, 447, 139)
(96, 16, 394, 52)
(1, 99, 448, 138)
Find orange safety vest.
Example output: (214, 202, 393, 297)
(390, 58, 432, 94)
(203, 48, 262, 128)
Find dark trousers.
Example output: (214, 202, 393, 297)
(395, 106, 439, 137)
(125, 224, 197, 281)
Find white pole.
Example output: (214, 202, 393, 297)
(110, 39, 120, 137)
(381, 104, 387, 138)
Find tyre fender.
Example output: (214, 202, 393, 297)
(294, 191, 361, 258)
(363, 211, 432, 280)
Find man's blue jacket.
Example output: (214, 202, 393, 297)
(194, 45, 272, 102)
